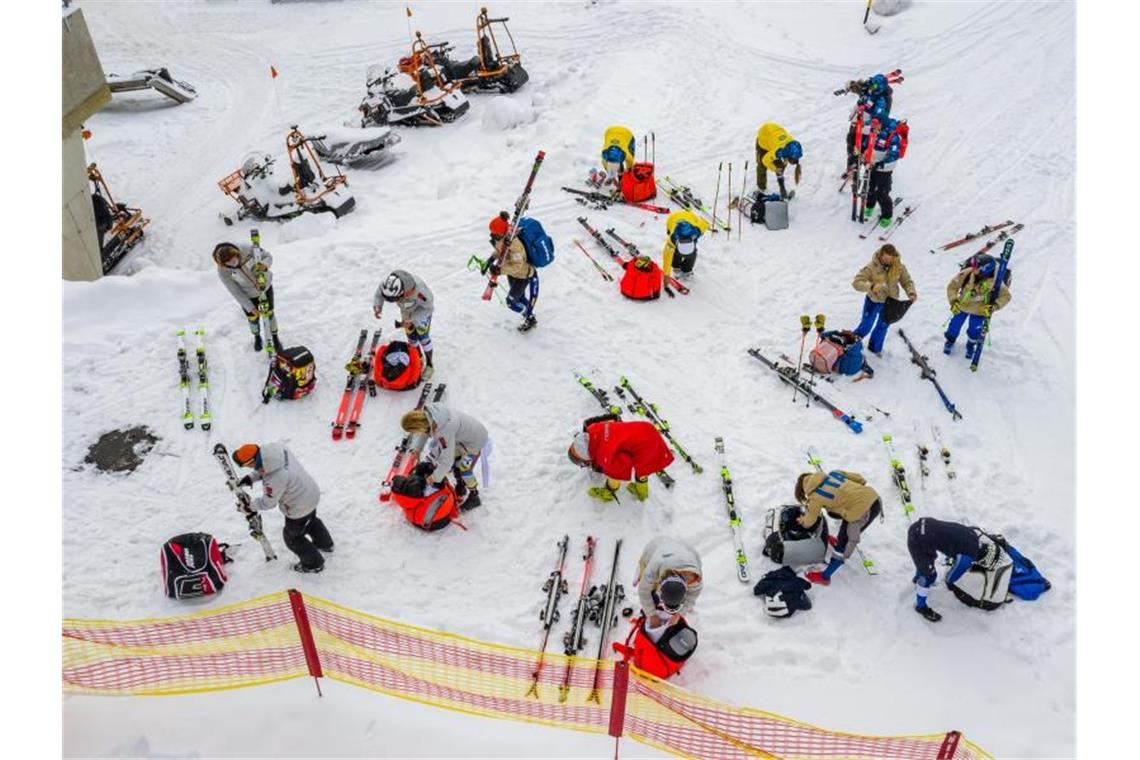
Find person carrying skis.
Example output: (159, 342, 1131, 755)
(844, 73, 893, 173)
(794, 468, 882, 585)
(213, 242, 281, 353)
(567, 414, 674, 502)
(943, 253, 1011, 359)
(851, 243, 917, 354)
(486, 211, 538, 331)
(908, 516, 1001, 622)
(863, 118, 906, 227)
(400, 404, 489, 511)
(662, 209, 710, 280)
(619, 536, 701, 680)
(754, 122, 803, 200)
(599, 125, 636, 183)
(231, 443, 331, 573)
(374, 269, 436, 379)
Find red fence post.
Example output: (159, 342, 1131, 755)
(608, 660, 629, 737)
(937, 730, 962, 759)
(288, 588, 324, 696)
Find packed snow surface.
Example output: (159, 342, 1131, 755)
(65, 0, 1075, 756)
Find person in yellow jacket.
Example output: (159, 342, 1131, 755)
(794, 468, 882, 586)
(600, 125, 636, 181)
(661, 209, 710, 280)
(755, 122, 803, 199)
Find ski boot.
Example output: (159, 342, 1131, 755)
(943, 338, 955, 355)
(292, 562, 324, 574)
(805, 570, 830, 586)
(965, 340, 980, 361)
(459, 489, 481, 512)
(253, 334, 264, 352)
(915, 605, 942, 622)
(879, 216, 892, 228)
(588, 480, 621, 502)
(518, 314, 537, 333)
(863, 207, 876, 222)
(422, 364, 435, 380)
(626, 477, 649, 501)
(272, 334, 283, 352)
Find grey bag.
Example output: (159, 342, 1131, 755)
(764, 200, 789, 230)
(762, 505, 828, 568)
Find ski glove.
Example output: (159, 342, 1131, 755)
(413, 461, 435, 479)
(489, 262, 501, 277)
(950, 300, 961, 315)
(980, 304, 994, 317)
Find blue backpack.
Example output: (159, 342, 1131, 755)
(516, 217, 554, 268)
(998, 539, 1051, 601)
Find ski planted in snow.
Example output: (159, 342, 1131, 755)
(194, 329, 211, 430)
(526, 534, 569, 698)
(748, 349, 864, 434)
(878, 204, 917, 241)
(332, 330, 368, 441)
(559, 536, 597, 702)
(616, 377, 703, 473)
(897, 329, 963, 420)
(573, 370, 674, 489)
(377, 382, 445, 502)
(971, 238, 1015, 372)
(882, 434, 916, 521)
(714, 437, 750, 582)
(176, 330, 193, 430)
(805, 448, 877, 575)
(484, 150, 546, 300)
(930, 220, 1016, 254)
(587, 539, 625, 704)
(212, 443, 277, 561)
(346, 330, 383, 439)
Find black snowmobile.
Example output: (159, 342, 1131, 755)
(428, 7, 529, 94)
(358, 35, 470, 128)
(311, 125, 401, 167)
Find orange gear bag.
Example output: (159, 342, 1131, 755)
(620, 162, 657, 203)
(620, 257, 662, 301)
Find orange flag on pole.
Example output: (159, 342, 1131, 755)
(270, 65, 278, 79)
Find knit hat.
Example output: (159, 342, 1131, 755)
(232, 443, 260, 467)
(489, 211, 510, 238)
(567, 430, 591, 466)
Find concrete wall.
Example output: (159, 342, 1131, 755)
(62, 8, 111, 281)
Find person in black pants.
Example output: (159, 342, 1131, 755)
(908, 517, 999, 622)
(863, 118, 906, 227)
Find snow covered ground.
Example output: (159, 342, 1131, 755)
(63, 0, 1076, 756)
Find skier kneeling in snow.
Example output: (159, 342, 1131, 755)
(614, 536, 701, 679)
(567, 414, 674, 502)
(232, 443, 332, 573)
(486, 211, 539, 332)
(374, 269, 436, 379)
(400, 404, 489, 512)
(794, 468, 882, 585)
(213, 242, 281, 353)
(662, 209, 710, 281)
(755, 122, 803, 200)
(908, 517, 1001, 622)
(944, 253, 1011, 360)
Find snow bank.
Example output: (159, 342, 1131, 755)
(481, 94, 537, 131)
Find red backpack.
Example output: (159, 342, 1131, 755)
(621, 163, 657, 203)
(372, 341, 423, 391)
(392, 478, 460, 531)
(620, 256, 662, 300)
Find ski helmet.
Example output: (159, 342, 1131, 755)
(869, 73, 889, 93)
(975, 535, 999, 570)
(779, 504, 813, 541)
(489, 211, 510, 238)
(567, 430, 591, 467)
(212, 243, 241, 267)
(232, 443, 260, 468)
(657, 574, 688, 614)
(381, 272, 406, 301)
(779, 140, 803, 162)
(969, 254, 998, 278)
(602, 145, 625, 165)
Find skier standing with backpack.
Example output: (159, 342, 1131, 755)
(486, 210, 551, 332)
(754, 122, 803, 200)
(231, 443, 332, 573)
(400, 404, 489, 512)
(863, 118, 908, 227)
(944, 253, 1012, 359)
(794, 468, 882, 585)
(621, 536, 702, 680)
(661, 209, 710, 281)
(843, 73, 894, 174)
(908, 517, 1001, 622)
(374, 269, 436, 379)
(851, 243, 917, 355)
(567, 414, 674, 502)
(213, 242, 281, 353)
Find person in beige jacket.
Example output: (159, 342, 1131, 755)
(486, 212, 539, 332)
(794, 469, 882, 585)
(943, 253, 1012, 360)
(851, 244, 917, 355)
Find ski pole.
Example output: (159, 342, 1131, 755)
(863, 0, 873, 25)
(726, 162, 733, 233)
(711, 162, 722, 234)
(739, 160, 748, 240)
(792, 315, 811, 404)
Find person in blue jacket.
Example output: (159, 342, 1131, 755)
(845, 73, 893, 172)
(863, 119, 906, 226)
(908, 517, 999, 622)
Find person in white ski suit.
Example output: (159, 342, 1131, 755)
(373, 269, 436, 378)
(635, 536, 703, 629)
(400, 403, 489, 511)
(233, 443, 331, 573)
(213, 242, 280, 352)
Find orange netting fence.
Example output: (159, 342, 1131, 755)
(63, 590, 992, 759)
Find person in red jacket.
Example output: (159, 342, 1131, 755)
(567, 414, 674, 501)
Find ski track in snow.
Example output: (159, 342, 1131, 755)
(67, 1, 1075, 756)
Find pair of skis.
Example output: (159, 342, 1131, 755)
(929, 220, 1016, 254)
(616, 377, 703, 473)
(377, 382, 447, 502)
(176, 329, 211, 430)
(561, 186, 670, 215)
(331, 329, 383, 440)
(212, 443, 277, 561)
(603, 226, 690, 295)
(249, 229, 277, 365)
(660, 175, 729, 231)
(897, 329, 963, 420)
(715, 438, 750, 582)
(748, 349, 864, 434)
(573, 370, 675, 489)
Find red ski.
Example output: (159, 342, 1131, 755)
(345, 330, 383, 440)
(331, 330, 367, 441)
(929, 220, 1016, 254)
(378, 382, 446, 502)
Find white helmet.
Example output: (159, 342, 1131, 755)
(381, 272, 405, 302)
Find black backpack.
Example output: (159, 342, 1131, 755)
(263, 345, 317, 403)
(161, 532, 232, 600)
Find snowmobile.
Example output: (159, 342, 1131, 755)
(88, 163, 149, 274)
(358, 33, 470, 128)
(427, 6, 529, 94)
(105, 67, 197, 104)
(217, 126, 356, 225)
(310, 125, 401, 168)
